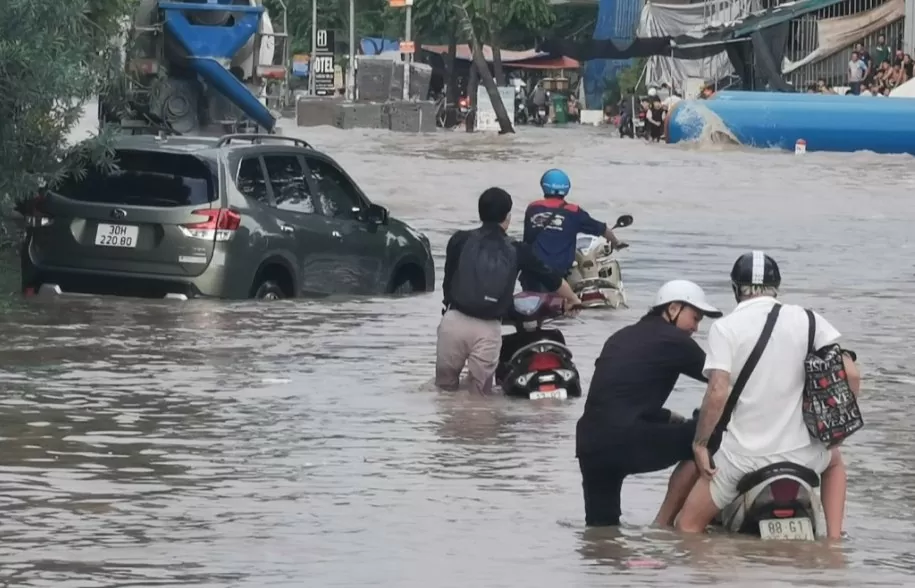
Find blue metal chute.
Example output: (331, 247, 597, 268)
(160, 1, 276, 132)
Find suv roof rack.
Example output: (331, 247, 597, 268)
(216, 133, 311, 149)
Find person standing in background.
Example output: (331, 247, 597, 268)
(848, 51, 867, 95)
(872, 35, 890, 70)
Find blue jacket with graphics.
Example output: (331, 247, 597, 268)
(522, 196, 608, 275)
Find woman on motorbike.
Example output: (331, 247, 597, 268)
(576, 280, 722, 527)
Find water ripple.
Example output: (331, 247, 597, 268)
(0, 120, 912, 586)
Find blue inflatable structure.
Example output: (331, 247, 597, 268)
(712, 90, 853, 103)
(161, 1, 276, 132)
(666, 91, 915, 155)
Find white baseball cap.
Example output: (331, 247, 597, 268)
(653, 280, 722, 318)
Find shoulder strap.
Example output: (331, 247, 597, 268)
(805, 308, 815, 354)
(717, 304, 782, 432)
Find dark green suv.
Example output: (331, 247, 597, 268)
(21, 133, 434, 300)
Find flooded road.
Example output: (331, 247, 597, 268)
(1, 119, 914, 586)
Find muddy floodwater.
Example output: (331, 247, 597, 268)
(1, 117, 914, 587)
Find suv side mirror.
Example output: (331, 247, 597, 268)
(364, 203, 388, 225)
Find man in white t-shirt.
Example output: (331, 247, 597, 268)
(676, 251, 861, 539)
(662, 93, 682, 110)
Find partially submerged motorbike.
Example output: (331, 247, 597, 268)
(495, 292, 581, 400)
(567, 214, 634, 309)
(717, 462, 826, 540)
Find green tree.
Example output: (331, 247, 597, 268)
(603, 57, 647, 107)
(0, 0, 135, 247)
(486, 0, 555, 84)
(271, 0, 402, 55)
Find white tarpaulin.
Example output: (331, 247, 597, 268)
(638, 0, 760, 89)
(781, 0, 904, 74)
(889, 76, 915, 97)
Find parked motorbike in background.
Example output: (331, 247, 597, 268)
(515, 98, 529, 125)
(457, 95, 470, 124)
(531, 101, 549, 126)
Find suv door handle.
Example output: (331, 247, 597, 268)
(280, 224, 295, 233)
(331, 230, 342, 238)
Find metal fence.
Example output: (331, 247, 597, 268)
(781, 0, 905, 87)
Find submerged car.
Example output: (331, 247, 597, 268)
(20, 133, 434, 300)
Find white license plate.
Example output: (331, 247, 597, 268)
(538, 109, 546, 115)
(530, 388, 568, 400)
(758, 517, 815, 540)
(95, 223, 139, 248)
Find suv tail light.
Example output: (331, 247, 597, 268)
(23, 193, 53, 227)
(180, 208, 241, 242)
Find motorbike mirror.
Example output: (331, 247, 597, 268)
(613, 214, 634, 229)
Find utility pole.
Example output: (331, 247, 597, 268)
(309, 0, 317, 95)
(389, 0, 414, 100)
(906, 0, 915, 54)
(403, 1, 412, 100)
(347, 0, 355, 101)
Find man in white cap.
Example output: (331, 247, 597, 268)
(576, 279, 722, 528)
(677, 251, 860, 539)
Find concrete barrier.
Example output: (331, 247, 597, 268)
(295, 94, 439, 133)
(384, 101, 437, 133)
(334, 102, 386, 130)
(580, 110, 604, 126)
(295, 96, 340, 127)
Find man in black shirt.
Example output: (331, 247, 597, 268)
(436, 187, 581, 394)
(576, 279, 722, 527)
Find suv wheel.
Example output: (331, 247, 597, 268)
(254, 280, 284, 300)
(391, 279, 415, 295)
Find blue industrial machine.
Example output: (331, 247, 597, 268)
(100, 0, 290, 135)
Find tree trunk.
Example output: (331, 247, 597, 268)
(491, 32, 506, 86)
(485, 0, 506, 86)
(465, 49, 478, 132)
(454, 2, 514, 134)
(445, 26, 458, 104)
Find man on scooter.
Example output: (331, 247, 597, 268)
(576, 280, 722, 527)
(676, 252, 860, 539)
(520, 169, 628, 292)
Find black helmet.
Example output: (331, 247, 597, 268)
(730, 251, 781, 288)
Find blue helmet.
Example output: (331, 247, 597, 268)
(540, 169, 571, 197)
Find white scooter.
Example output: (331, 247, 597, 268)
(717, 462, 826, 540)
(567, 214, 633, 309)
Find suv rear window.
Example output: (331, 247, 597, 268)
(54, 150, 216, 207)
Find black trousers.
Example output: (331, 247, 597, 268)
(578, 420, 697, 526)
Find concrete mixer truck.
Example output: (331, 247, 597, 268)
(99, 0, 290, 135)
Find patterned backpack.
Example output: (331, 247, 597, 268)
(802, 309, 864, 446)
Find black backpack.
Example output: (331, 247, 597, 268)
(450, 228, 518, 320)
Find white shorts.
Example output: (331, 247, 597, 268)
(710, 443, 833, 510)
